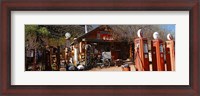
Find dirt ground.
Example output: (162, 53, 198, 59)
(88, 64, 167, 71)
(89, 65, 136, 71)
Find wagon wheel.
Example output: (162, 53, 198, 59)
(104, 59, 110, 68)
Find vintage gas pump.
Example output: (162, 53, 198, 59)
(165, 34, 175, 71)
(134, 29, 150, 71)
(151, 32, 165, 71)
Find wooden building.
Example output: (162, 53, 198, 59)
(71, 25, 133, 66)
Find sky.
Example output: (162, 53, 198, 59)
(91, 24, 176, 39)
(160, 24, 175, 33)
(91, 24, 175, 34)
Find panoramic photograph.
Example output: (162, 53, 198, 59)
(25, 25, 175, 71)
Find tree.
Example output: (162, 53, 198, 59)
(110, 25, 175, 44)
(25, 25, 50, 70)
(39, 25, 94, 47)
(109, 25, 175, 59)
(25, 25, 50, 50)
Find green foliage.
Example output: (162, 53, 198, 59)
(25, 25, 91, 49)
(25, 25, 50, 50)
(38, 27, 50, 36)
(25, 25, 38, 34)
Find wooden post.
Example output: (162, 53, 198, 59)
(50, 47, 53, 70)
(129, 43, 133, 61)
(85, 42, 87, 66)
(57, 46, 60, 71)
(43, 47, 51, 71)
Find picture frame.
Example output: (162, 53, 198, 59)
(0, 0, 199, 95)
